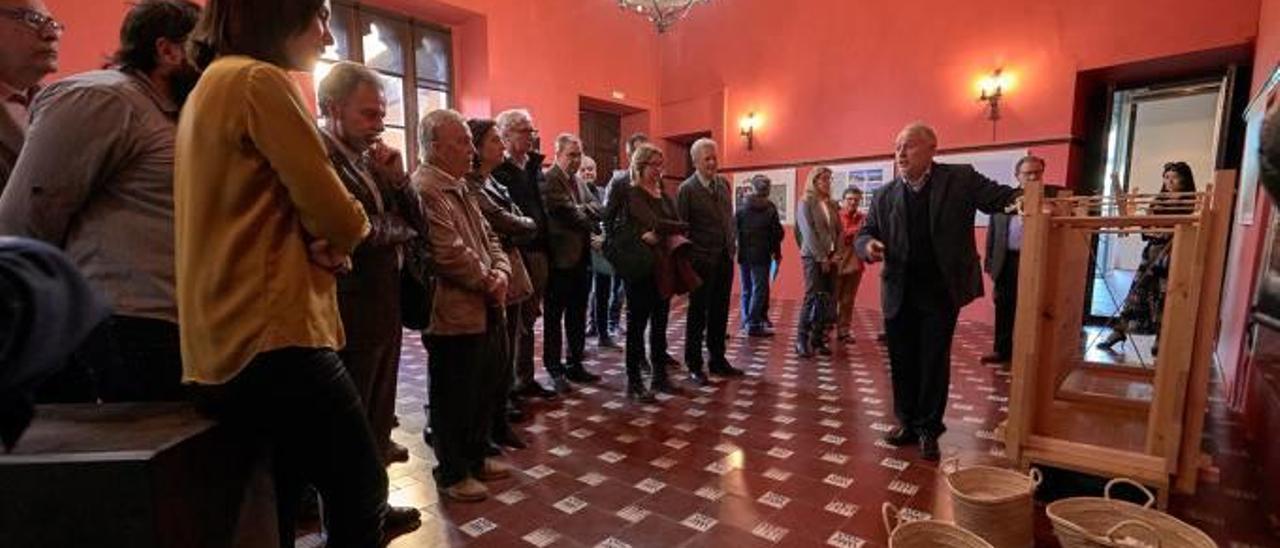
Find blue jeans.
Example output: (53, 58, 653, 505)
(739, 262, 771, 330)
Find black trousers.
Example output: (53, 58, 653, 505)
(685, 254, 733, 368)
(37, 315, 185, 403)
(196, 347, 387, 548)
(338, 318, 402, 459)
(624, 276, 671, 383)
(884, 296, 959, 438)
(797, 257, 836, 339)
(425, 308, 507, 487)
(992, 252, 1020, 358)
(544, 262, 591, 371)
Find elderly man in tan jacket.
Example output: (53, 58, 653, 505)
(413, 108, 512, 503)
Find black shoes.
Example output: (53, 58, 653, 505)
(492, 424, 527, 450)
(980, 353, 1010, 364)
(814, 342, 833, 357)
(883, 426, 919, 447)
(597, 336, 621, 349)
(687, 370, 710, 387)
(517, 381, 558, 400)
(565, 366, 601, 384)
(651, 376, 683, 395)
(383, 505, 422, 542)
(626, 382, 657, 403)
(708, 360, 744, 377)
(794, 338, 814, 358)
(919, 434, 941, 462)
(657, 353, 681, 368)
(550, 375, 573, 394)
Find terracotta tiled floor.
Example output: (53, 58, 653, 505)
(373, 299, 1280, 548)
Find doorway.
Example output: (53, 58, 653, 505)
(579, 108, 621, 184)
(1089, 80, 1225, 323)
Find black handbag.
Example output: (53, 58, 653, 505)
(400, 268, 431, 331)
(603, 222, 654, 281)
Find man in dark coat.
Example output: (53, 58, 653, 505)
(318, 60, 422, 526)
(855, 123, 1020, 461)
(735, 174, 783, 337)
(982, 155, 1044, 365)
(677, 138, 744, 385)
(492, 109, 560, 396)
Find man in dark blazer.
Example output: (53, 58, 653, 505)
(982, 155, 1044, 365)
(541, 133, 602, 386)
(318, 61, 422, 528)
(677, 138, 744, 384)
(855, 123, 1020, 461)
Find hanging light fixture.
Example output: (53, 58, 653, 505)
(617, 0, 711, 33)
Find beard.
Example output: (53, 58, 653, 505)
(168, 65, 201, 108)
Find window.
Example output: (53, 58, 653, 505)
(313, 0, 454, 169)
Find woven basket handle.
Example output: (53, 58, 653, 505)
(1105, 519, 1161, 548)
(941, 456, 962, 476)
(1104, 478, 1156, 509)
(881, 502, 900, 536)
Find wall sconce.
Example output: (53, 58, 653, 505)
(978, 68, 1012, 140)
(739, 112, 760, 150)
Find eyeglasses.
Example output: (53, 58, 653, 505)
(0, 7, 65, 35)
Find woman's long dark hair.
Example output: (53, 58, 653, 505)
(186, 0, 325, 70)
(467, 118, 497, 172)
(1155, 161, 1197, 214)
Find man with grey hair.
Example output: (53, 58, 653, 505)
(492, 108, 560, 396)
(982, 154, 1044, 365)
(855, 122, 1020, 461)
(413, 108, 513, 502)
(677, 137, 743, 385)
(541, 132, 603, 386)
(0, 0, 61, 188)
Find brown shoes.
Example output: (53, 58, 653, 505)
(440, 477, 489, 502)
(385, 441, 410, 465)
(475, 459, 512, 482)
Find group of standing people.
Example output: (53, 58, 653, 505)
(0, 0, 1222, 546)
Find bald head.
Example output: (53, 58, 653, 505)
(895, 122, 938, 181)
(0, 0, 60, 90)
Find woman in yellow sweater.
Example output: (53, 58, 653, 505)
(174, 1, 385, 546)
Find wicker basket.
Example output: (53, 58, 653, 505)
(942, 458, 1041, 548)
(1046, 478, 1216, 548)
(882, 503, 994, 548)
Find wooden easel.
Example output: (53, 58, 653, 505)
(1003, 171, 1234, 507)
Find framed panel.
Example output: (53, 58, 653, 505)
(731, 168, 797, 225)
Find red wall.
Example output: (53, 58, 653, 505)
(657, 0, 1260, 323)
(44, 0, 661, 162)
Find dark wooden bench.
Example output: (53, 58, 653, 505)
(0, 402, 278, 548)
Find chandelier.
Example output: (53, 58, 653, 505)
(617, 0, 710, 33)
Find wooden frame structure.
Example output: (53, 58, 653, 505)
(1004, 171, 1235, 507)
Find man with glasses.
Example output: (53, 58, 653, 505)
(0, 0, 62, 188)
(982, 155, 1044, 366)
(492, 109, 561, 395)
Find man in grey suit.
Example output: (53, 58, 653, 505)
(678, 138, 744, 384)
(542, 133, 603, 385)
(855, 123, 1020, 461)
(0, 0, 61, 189)
(982, 155, 1044, 365)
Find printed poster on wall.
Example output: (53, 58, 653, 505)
(732, 168, 797, 224)
(829, 160, 894, 212)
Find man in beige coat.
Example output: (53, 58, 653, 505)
(413, 108, 512, 502)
